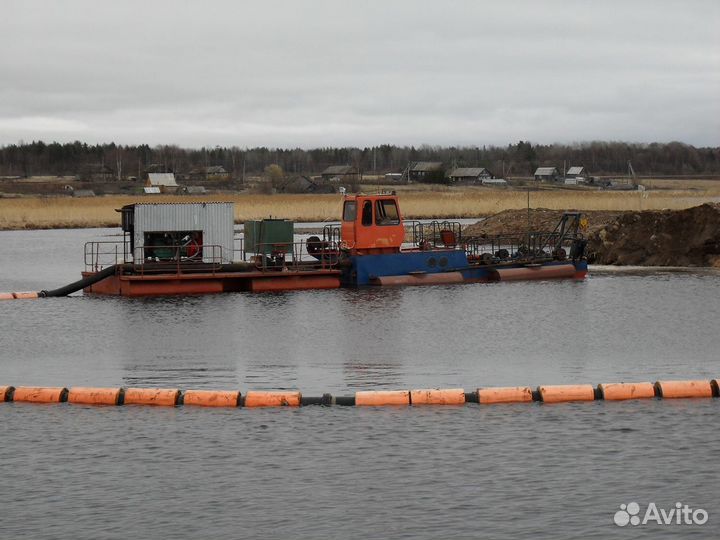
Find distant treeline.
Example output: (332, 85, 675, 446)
(1, 140, 719, 179)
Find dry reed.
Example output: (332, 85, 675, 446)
(1, 189, 719, 230)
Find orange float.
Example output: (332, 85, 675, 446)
(243, 390, 301, 407)
(12, 386, 68, 403)
(12, 292, 39, 299)
(598, 382, 656, 401)
(68, 387, 123, 406)
(410, 388, 465, 405)
(478, 386, 533, 404)
(183, 389, 241, 407)
(538, 384, 595, 403)
(0, 293, 14, 300)
(355, 390, 410, 406)
(654, 380, 712, 399)
(124, 387, 180, 406)
(0, 385, 14, 401)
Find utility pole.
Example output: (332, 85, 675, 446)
(116, 148, 122, 181)
(526, 187, 531, 252)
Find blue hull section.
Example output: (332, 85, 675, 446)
(347, 250, 468, 286)
(345, 250, 588, 286)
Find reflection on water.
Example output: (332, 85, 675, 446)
(1, 228, 719, 538)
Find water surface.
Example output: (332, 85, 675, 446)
(1, 227, 718, 538)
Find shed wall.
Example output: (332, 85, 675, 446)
(133, 203, 235, 263)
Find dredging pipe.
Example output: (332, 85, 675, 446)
(0, 264, 123, 300)
(40, 264, 125, 298)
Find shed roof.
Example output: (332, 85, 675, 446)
(448, 167, 491, 177)
(321, 165, 356, 175)
(534, 167, 558, 176)
(410, 162, 443, 172)
(147, 173, 178, 187)
(567, 166, 585, 175)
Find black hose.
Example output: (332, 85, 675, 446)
(39, 264, 122, 297)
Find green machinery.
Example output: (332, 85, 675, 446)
(244, 219, 294, 255)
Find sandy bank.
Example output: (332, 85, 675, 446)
(464, 204, 720, 267)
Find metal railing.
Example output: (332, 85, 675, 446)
(84, 241, 227, 275)
(404, 220, 464, 249)
(462, 232, 583, 264)
(131, 244, 226, 276)
(322, 224, 342, 246)
(84, 241, 129, 272)
(247, 241, 341, 271)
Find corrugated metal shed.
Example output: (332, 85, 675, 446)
(567, 166, 585, 176)
(410, 162, 443, 172)
(133, 202, 235, 264)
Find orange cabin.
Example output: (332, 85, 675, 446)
(340, 194, 405, 254)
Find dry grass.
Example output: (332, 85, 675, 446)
(1, 189, 719, 230)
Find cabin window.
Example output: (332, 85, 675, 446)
(374, 199, 400, 225)
(343, 201, 357, 221)
(361, 201, 373, 226)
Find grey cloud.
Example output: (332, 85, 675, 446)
(1, 0, 718, 147)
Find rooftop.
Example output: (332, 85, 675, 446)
(448, 167, 491, 177)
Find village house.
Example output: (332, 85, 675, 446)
(320, 165, 359, 183)
(447, 167, 495, 184)
(188, 166, 229, 181)
(79, 163, 114, 181)
(534, 166, 559, 181)
(408, 162, 444, 182)
(146, 172, 178, 193)
(565, 166, 587, 178)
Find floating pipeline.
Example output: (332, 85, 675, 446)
(0, 264, 122, 300)
(1, 379, 719, 409)
(0, 292, 40, 300)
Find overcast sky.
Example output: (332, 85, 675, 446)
(1, 0, 718, 148)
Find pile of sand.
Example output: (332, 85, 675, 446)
(587, 203, 720, 267)
(462, 204, 720, 267)
(463, 208, 625, 238)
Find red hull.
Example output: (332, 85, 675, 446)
(82, 270, 340, 297)
(491, 263, 578, 281)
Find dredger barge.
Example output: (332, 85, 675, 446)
(46, 193, 587, 297)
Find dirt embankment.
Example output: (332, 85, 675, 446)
(463, 204, 720, 267)
(463, 208, 625, 237)
(588, 203, 720, 267)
